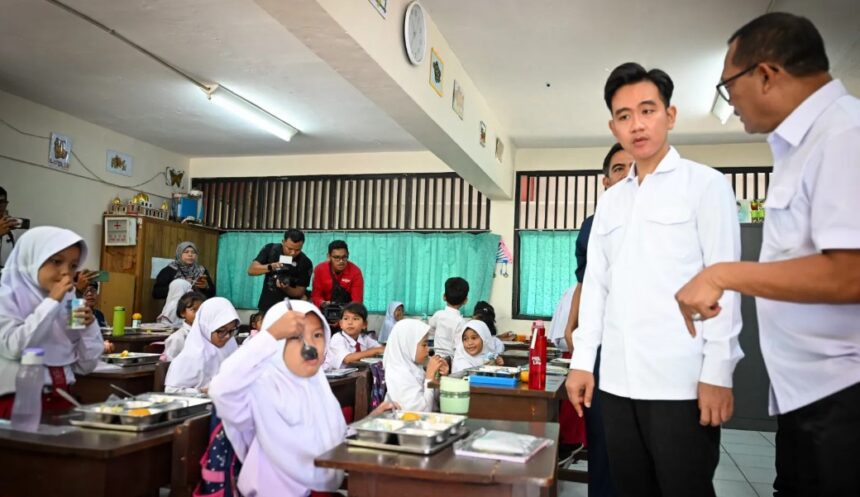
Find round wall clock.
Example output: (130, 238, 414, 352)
(404, 1, 427, 66)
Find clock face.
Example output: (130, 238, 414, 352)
(404, 2, 426, 66)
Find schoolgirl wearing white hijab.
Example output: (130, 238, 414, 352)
(210, 300, 396, 497)
(0, 227, 103, 416)
(451, 320, 505, 374)
(377, 301, 404, 343)
(156, 278, 193, 325)
(382, 319, 449, 412)
(164, 297, 239, 394)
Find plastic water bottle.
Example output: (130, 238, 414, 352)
(11, 348, 45, 432)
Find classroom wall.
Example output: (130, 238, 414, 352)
(0, 89, 189, 267)
(192, 141, 772, 333)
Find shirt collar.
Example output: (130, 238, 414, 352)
(768, 79, 846, 156)
(341, 332, 358, 345)
(627, 146, 680, 182)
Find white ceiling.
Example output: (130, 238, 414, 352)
(0, 0, 857, 157)
(422, 0, 860, 148)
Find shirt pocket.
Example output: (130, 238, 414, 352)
(594, 216, 625, 261)
(763, 184, 807, 256)
(642, 206, 698, 260)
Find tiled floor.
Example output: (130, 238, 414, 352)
(559, 428, 777, 497)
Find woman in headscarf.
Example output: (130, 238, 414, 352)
(164, 297, 239, 394)
(152, 241, 215, 299)
(451, 320, 505, 374)
(210, 300, 396, 497)
(0, 227, 103, 417)
(377, 301, 404, 343)
(382, 319, 448, 412)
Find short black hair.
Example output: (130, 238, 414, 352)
(249, 312, 262, 328)
(342, 302, 368, 321)
(604, 62, 674, 111)
(728, 12, 829, 77)
(284, 229, 305, 243)
(602, 143, 626, 176)
(328, 240, 348, 254)
(0, 187, 6, 197)
(444, 277, 469, 306)
(473, 300, 497, 336)
(176, 291, 206, 318)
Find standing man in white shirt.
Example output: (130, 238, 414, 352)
(676, 12, 860, 496)
(566, 62, 743, 496)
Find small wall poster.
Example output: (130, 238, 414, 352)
(106, 150, 134, 177)
(429, 48, 444, 96)
(48, 133, 72, 170)
(479, 121, 487, 147)
(369, 0, 387, 18)
(452, 80, 464, 119)
(495, 138, 504, 163)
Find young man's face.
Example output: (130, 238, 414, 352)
(282, 239, 303, 258)
(329, 248, 348, 272)
(603, 149, 635, 189)
(720, 40, 774, 134)
(608, 81, 676, 163)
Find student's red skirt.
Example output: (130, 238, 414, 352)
(0, 389, 76, 419)
(559, 351, 587, 445)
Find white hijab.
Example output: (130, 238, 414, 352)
(452, 319, 495, 373)
(378, 301, 403, 343)
(382, 319, 430, 406)
(548, 284, 577, 351)
(0, 226, 95, 366)
(165, 297, 238, 390)
(157, 279, 192, 325)
(238, 300, 346, 492)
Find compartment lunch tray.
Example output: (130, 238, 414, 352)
(102, 352, 162, 366)
(346, 425, 469, 455)
(69, 409, 210, 432)
(72, 393, 212, 431)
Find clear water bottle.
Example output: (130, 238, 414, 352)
(11, 348, 45, 432)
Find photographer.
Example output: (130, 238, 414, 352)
(311, 240, 364, 324)
(0, 187, 29, 272)
(247, 229, 313, 315)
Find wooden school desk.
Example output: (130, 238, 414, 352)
(75, 364, 158, 404)
(316, 419, 559, 497)
(328, 369, 370, 421)
(103, 330, 173, 353)
(431, 374, 566, 423)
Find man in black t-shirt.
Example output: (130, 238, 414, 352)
(247, 229, 313, 315)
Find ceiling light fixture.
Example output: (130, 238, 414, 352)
(711, 92, 734, 125)
(204, 85, 298, 142)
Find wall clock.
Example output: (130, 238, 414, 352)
(404, 1, 427, 66)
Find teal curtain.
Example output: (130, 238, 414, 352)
(518, 230, 580, 317)
(216, 231, 500, 315)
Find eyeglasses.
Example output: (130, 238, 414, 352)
(214, 323, 239, 338)
(330, 255, 349, 262)
(715, 62, 759, 103)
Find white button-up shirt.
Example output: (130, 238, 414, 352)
(325, 331, 381, 370)
(428, 306, 464, 357)
(570, 147, 743, 400)
(759, 79, 860, 415)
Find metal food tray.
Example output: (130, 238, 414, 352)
(347, 411, 467, 454)
(102, 352, 162, 366)
(347, 425, 469, 455)
(468, 365, 521, 378)
(70, 393, 212, 432)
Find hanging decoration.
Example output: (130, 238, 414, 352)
(495, 239, 513, 277)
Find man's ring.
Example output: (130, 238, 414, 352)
(691, 312, 703, 321)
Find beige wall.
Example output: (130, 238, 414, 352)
(0, 89, 189, 267)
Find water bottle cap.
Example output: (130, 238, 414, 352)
(532, 320, 545, 328)
(21, 348, 45, 366)
(114, 306, 125, 311)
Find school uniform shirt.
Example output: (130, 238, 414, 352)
(452, 320, 496, 374)
(548, 285, 577, 351)
(311, 261, 363, 308)
(383, 320, 435, 411)
(162, 321, 191, 362)
(209, 300, 345, 497)
(0, 227, 103, 396)
(758, 79, 860, 415)
(570, 147, 743, 400)
(326, 332, 381, 370)
(165, 297, 238, 394)
(428, 306, 464, 357)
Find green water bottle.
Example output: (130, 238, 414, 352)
(112, 306, 126, 337)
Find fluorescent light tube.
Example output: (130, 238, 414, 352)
(205, 85, 298, 142)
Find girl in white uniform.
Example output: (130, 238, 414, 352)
(451, 320, 505, 374)
(382, 319, 449, 411)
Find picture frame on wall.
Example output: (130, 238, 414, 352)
(106, 150, 134, 177)
(369, 0, 387, 18)
(479, 121, 487, 147)
(48, 132, 72, 170)
(452, 80, 465, 119)
(495, 137, 504, 163)
(429, 48, 444, 96)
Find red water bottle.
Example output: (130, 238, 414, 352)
(528, 320, 547, 390)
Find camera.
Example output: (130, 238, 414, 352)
(271, 266, 298, 287)
(323, 302, 344, 322)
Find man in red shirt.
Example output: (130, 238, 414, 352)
(312, 240, 364, 320)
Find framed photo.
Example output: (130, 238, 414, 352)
(369, 0, 387, 18)
(452, 80, 465, 120)
(429, 48, 444, 96)
(106, 150, 134, 177)
(479, 121, 487, 147)
(48, 132, 72, 170)
(495, 138, 505, 163)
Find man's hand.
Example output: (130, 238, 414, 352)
(675, 266, 724, 337)
(0, 217, 17, 237)
(565, 369, 595, 418)
(698, 382, 734, 426)
(74, 269, 99, 293)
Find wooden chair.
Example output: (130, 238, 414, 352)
(153, 361, 170, 392)
(144, 341, 165, 354)
(170, 413, 211, 497)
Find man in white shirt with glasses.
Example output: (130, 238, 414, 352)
(676, 12, 860, 496)
(566, 62, 743, 496)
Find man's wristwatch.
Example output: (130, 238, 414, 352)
(267, 263, 273, 272)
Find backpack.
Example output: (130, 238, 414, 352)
(193, 414, 243, 497)
(369, 361, 387, 410)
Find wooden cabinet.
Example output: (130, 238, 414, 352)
(99, 217, 220, 323)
